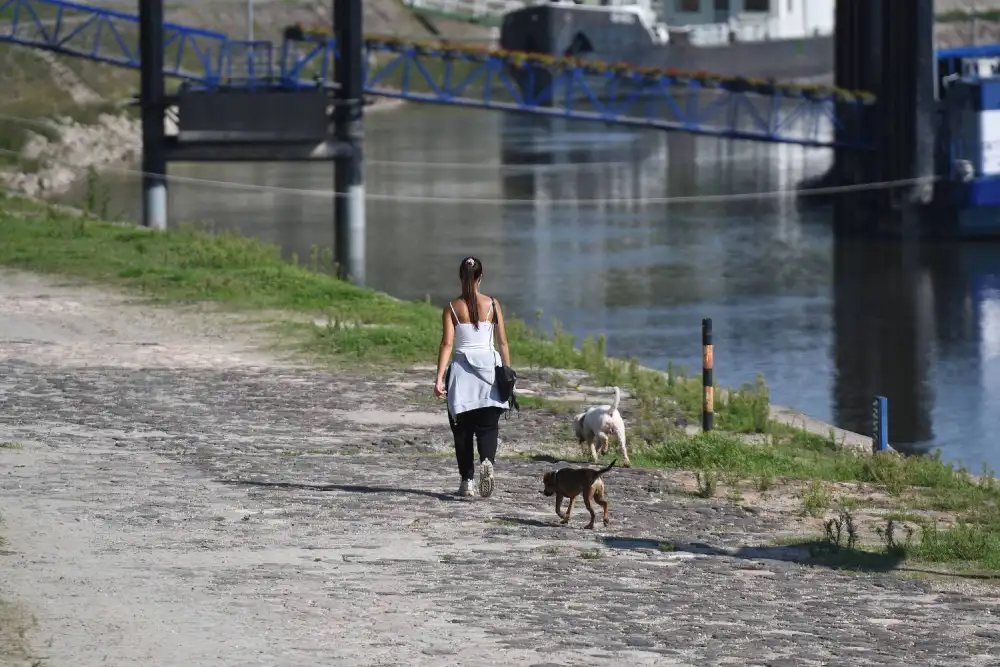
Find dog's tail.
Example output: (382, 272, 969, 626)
(595, 459, 617, 478)
(610, 385, 621, 414)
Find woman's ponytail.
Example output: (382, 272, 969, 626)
(459, 256, 484, 330)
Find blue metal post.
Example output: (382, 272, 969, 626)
(871, 396, 889, 452)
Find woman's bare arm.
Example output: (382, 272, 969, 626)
(435, 305, 455, 387)
(493, 298, 511, 367)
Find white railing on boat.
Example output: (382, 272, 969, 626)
(680, 19, 771, 47)
(402, 0, 527, 21)
(402, 0, 659, 23)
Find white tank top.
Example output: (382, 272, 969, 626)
(450, 300, 496, 354)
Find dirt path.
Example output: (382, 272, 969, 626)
(1, 270, 1000, 667)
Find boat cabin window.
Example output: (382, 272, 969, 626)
(676, 0, 699, 12)
(743, 0, 770, 12)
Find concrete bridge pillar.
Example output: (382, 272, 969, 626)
(868, 0, 936, 238)
(828, 0, 882, 236)
(809, 0, 937, 239)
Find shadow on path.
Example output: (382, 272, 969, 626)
(524, 454, 566, 464)
(217, 479, 462, 502)
(493, 515, 555, 528)
(602, 535, 1000, 580)
(602, 535, 905, 572)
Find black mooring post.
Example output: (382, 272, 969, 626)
(333, 0, 365, 284)
(139, 0, 167, 230)
(702, 318, 714, 432)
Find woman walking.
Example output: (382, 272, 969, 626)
(433, 256, 512, 497)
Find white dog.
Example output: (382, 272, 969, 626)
(571, 386, 630, 468)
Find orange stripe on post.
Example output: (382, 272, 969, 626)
(702, 318, 714, 432)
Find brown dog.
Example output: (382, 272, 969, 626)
(541, 459, 615, 529)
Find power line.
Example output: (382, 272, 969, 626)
(0, 145, 937, 207)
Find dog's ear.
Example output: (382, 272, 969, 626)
(542, 471, 554, 485)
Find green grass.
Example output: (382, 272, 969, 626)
(513, 394, 579, 415)
(0, 24, 207, 166)
(633, 427, 993, 501)
(629, 424, 1000, 572)
(937, 9, 1000, 23)
(909, 517, 1000, 571)
(809, 510, 1000, 575)
(802, 479, 832, 518)
(0, 44, 137, 167)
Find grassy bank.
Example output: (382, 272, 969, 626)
(0, 192, 768, 426)
(2, 194, 1000, 573)
(937, 9, 1000, 23)
(0, 43, 135, 170)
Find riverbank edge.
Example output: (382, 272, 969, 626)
(11, 199, 1000, 576)
(0, 190, 876, 460)
(0, 97, 408, 201)
(504, 357, 877, 456)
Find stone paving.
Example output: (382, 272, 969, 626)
(1, 272, 999, 666)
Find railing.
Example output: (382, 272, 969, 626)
(220, 40, 275, 85)
(0, 0, 877, 147)
(679, 21, 771, 47)
(401, 0, 527, 23)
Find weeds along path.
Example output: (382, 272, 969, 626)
(0, 269, 999, 667)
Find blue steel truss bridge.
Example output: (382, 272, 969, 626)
(0, 0, 931, 150)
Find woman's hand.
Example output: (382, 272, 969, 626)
(434, 376, 446, 398)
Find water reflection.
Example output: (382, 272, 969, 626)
(831, 239, 1000, 460)
(831, 241, 935, 450)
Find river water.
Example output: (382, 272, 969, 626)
(75, 104, 1000, 473)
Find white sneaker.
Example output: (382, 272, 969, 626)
(478, 460, 495, 498)
(456, 479, 473, 497)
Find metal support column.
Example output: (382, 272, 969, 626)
(333, 0, 366, 284)
(247, 0, 255, 66)
(874, 0, 936, 237)
(829, 0, 882, 236)
(139, 0, 167, 230)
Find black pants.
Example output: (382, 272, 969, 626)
(449, 407, 504, 481)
